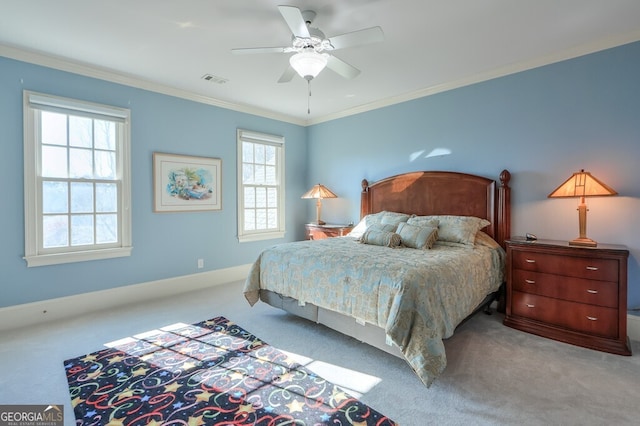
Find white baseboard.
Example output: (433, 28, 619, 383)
(0, 264, 252, 332)
(3, 269, 640, 346)
(628, 313, 640, 343)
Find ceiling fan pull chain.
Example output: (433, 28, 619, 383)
(307, 78, 311, 114)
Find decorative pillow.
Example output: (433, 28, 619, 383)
(347, 211, 410, 239)
(396, 222, 438, 249)
(360, 223, 397, 235)
(379, 211, 411, 226)
(408, 215, 490, 246)
(475, 231, 501, 249)
(348, 213, 384, 239)
(359, 226, 401, 247)
(405, 217, 439, 228)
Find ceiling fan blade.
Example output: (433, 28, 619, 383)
(278, 5, 310, 38)
(328, 26, 384, 50)
(231, 46, 288, 55)
(278, 65, 296, 83)
(326, 55, 361, 79)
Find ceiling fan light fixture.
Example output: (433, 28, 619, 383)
(289, 49, 328, 80)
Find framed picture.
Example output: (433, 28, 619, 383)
(153, 152, 222, 212)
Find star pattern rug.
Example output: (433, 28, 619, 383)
(64, 316, 396, 425)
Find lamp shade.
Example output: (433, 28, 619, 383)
(548, 169, 617, 247)
(289, 49, 328, 80)
(302, 184, 337, 225)
(548, 169, 617, 198)
(301, 184, 337, 200)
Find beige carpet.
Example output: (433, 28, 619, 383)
(0, 280, 638, 425)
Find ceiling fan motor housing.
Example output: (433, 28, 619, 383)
(292, 27, 328, 51)
(301, 10, 316, 25)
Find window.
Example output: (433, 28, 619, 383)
(237, 129, 285, 242)
(23, 91, 132, 266)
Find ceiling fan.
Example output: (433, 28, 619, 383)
(231, 5, 384, 83)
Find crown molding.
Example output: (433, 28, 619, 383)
(0, 44, 306, 126)
(3, 28, 640, 128)
(307, 30, 640, 125)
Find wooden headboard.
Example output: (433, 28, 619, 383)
(360, 170, 511, 248)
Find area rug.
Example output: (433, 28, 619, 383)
(64, 316, 396, 425)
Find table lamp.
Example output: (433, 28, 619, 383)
(548, 169, 617, 247)
(301, 184, 337, 225)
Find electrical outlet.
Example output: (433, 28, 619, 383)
(197, 259, 204, 269)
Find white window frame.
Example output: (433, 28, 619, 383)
(237, 129, 285, 242)
(23, 91, 132, 267)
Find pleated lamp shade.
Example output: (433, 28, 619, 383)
(302, 184, 337, 225)
(548, 169, 617, 247)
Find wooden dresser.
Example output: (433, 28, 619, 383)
(504, 237, 631, 355)
(305, 223, 353, 240)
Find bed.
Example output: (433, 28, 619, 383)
(244, 170, 511, 386)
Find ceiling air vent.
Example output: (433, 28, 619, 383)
(201, 74, 228, 84)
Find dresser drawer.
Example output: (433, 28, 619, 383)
(511, 291, 618, 338)
(511, 269, 618, 308)
(511, 250, 618, 281)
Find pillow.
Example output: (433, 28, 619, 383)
(396, 222, 438, 249)
(405, 217, 439, 228)
(347, 211, 410, 238)
(475, 231, 501, 249)
(359, 226, 401, 247)
(360, 223, 397, 235)
(348, 212, 383, 238)
(408, 215, 490, 246)
(379, 211, 411, 226)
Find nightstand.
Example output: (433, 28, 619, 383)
(305, 223, 353, 240)
(503, 237, 631, 355)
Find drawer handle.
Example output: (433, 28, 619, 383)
(525, 279, 536, 284)
(526, 303, 535, 308)
(525, 259, 536, 263)
(586, 266, 599, 271)
(587, 289, 598, 294)
(586, 316, 598, 321)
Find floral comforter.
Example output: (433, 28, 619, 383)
(243, 236, 505, 386)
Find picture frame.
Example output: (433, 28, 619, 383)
(153, 152, 222, 212)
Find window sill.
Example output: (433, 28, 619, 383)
(238, 231, 285, 243)
(24, 247, 133, 267)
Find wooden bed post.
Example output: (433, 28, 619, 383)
(497, 169, 511, 249)
(360, 179, 370, 219)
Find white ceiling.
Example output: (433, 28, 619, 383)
(2, 1, 640, 125)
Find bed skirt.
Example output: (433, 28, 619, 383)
(260, 289, 405, 358)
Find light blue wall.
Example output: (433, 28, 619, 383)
(3, 41, 640, 312)
(0, 56, 308, 308)
(307, 41, 640, 311)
